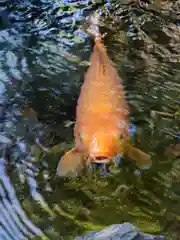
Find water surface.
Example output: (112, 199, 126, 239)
(0, 0, 179, 239)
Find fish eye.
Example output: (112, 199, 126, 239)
(119, 134, 124, 140)
(79, 132, 83, 141)
(79, 131, 86, 142)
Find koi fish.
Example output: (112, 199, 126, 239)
(56, 14, 152, 177)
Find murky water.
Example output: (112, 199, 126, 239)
(0, 0, 179, 239)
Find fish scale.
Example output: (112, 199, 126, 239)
(56, 14, 152, 178)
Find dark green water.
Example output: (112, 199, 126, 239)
(0, 0, 179, 239)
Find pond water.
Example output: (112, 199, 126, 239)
(0, 0, 179, 239)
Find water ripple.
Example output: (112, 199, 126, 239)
(0, 0, 179, 239)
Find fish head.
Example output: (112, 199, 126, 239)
(88, 129, 130, 163)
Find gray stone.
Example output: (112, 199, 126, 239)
(75, 223, 167, 240)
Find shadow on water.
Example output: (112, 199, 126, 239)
(0, 0, 179, 239)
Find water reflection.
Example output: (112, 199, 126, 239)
(0, 0, 179, 239)
(0, 153, 46, 239)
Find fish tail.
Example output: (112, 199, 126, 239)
(125, 144, 152, 169)
(87, 11, 102, 42)
(56, 148, 86, 177)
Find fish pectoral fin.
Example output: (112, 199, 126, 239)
(56, 148, 86, 177)
(125, 144, 152, 169)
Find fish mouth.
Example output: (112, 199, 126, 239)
(93, 156, 110, 163)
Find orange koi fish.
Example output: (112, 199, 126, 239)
(56, 14, 152, 177)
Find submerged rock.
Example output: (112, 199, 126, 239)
(76, 223, 167, 240)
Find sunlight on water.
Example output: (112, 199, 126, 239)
(0, 157, 46, 239)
